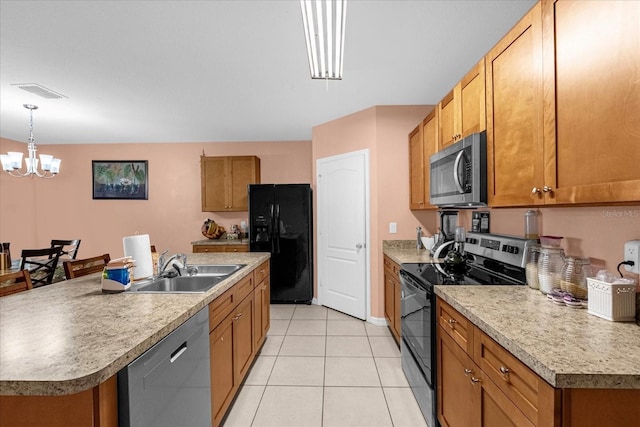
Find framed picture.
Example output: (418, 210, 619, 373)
(92, 160, 148, 200)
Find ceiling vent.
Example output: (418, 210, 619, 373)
(12, 83, 67, 99)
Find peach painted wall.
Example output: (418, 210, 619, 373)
(311, 105, 435, 319)
(458, 206, 640, 283)
(0, 137, 311, 260)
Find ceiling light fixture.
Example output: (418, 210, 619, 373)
(300, 0, 347, 80)
(1, 104, 61, 178)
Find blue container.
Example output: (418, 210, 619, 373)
(106, 268, 130, 285)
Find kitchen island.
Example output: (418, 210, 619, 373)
(0, 252, 269, 426)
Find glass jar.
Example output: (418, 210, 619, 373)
(560, 257, 592, 300)
(538, 246, 565, 294)
(524, 209, 539, 240)
(525, 243, 540, 289)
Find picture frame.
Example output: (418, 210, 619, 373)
(92, 160, 148, 200)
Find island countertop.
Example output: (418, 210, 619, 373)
(435, 285, 640, 389)
(0, 252, 269, 396)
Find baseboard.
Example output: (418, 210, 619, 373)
(312, 297, 319, 305)
(367, 315, 388, 327)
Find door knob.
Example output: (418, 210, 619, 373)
(356, 243, 363, 249)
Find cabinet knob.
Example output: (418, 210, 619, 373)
(464, 368, 473, 376)
(531, 187, 541, 194)
(543, 186, 554, 193)
(470, 376, 481, 385)
(499, 366, 510, 375)
(447, 318, 457, 326)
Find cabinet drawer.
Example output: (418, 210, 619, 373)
(234, 274, 254, 303)
(209, 286, 236, 332)
(473, 327, 558, 426)
(437, 299, 474, 355)
(193, 245, 224, 253)
(383, 255, 400, 276)
(224, 245, 248, 253)
(253, 260, 270, 286)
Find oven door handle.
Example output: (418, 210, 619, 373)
(399, 271, 432, 299)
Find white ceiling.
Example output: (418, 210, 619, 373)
(0, 0, 536, 145)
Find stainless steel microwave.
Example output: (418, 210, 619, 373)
(429, 131, 487, 207)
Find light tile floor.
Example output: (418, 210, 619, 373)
(222, 304, 427, 427)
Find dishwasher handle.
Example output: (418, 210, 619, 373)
(170, 342, 188, 363)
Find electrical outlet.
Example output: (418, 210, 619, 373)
(624, 240, 640, 274)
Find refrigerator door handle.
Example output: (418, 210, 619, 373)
(269, 203, 275, 253)
(274, 204, 281, 254)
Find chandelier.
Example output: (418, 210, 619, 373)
(300, 0, 347, 80)
(0, 104, 61, 178)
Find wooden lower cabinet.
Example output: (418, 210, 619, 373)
(209, 261, 270, 427)
(0, 375, 118, 427)
(437, 296, 640, 426)
(438, 297, 557, 427)
(383, 255, 401, 343)
(193, 244, 249, 253)
(253, 261, 270, 350)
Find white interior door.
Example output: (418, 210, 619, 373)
(317, 149, 369, 320)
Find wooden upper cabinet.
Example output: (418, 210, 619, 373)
(486, 2, 544, 207)
(409, 125, 426, 209)
(409, 109, 438, 210)
(438, 59, 486, 150)
(201, 156, 260, 212)
(541, 0, 640, 204)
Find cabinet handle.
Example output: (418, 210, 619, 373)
(543, 186, 554, 193)
(499, 366, 510, 376)
(470, 376, 481, 385)
(464, 368, 473, 376)
(447, 318, 457, 326)
(531, 187, 541, 194)
(233, 313, 242, 321)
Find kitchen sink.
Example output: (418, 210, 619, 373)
(189, 264, 246, 277)
(129, 264, 247, 293)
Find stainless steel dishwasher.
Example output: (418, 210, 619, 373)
(118, 307, 211, 427)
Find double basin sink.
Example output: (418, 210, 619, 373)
(129, 264, 246, 293)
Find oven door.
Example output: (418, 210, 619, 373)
(399, 269, 434, 387)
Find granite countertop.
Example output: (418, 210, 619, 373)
(0, 252, 269, 396)
(383, 240, 437, 264)
(435, 285, 640, 389)
(191, 238, 249, 246)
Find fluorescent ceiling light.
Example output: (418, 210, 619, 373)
(300, 0, 347, 80)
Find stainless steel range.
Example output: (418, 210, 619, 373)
(399, 232, 534, 427)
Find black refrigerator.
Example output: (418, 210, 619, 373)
(248, 184, 313, 304)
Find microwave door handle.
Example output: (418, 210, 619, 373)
(453, 150, 465, 194)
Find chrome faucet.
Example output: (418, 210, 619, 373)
(157, 250, 187, 276)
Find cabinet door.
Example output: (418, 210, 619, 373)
(210, 314, 235, 426)
(438, 325, 480, 427)
(459, 59, 486, 139)
(422, 108, 438, 208)
(253, 276, 270, 350)
(409, 125, 425, 209)
(542, 0, 640, 204)
(393, 278, 401, 340)
(383, 268, 395, 332)
(478, 369, 535, 427)
(201, 156, 228, 211)
(486, 2, 544, 207)
(439, 90, 456, 149)
(233, 293, 255, 382)
(228, 156, 260, 211)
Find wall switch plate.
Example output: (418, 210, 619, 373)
(624, 240, 640, 274)
(389, 222, 397, 234)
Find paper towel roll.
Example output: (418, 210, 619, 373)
(123, 234, 153, 280)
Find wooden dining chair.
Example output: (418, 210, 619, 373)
(0, 269, 33, 297)
(19, 246, 63, 287)
(50, 239, 81, 260)
(63, 254, 111, 279)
